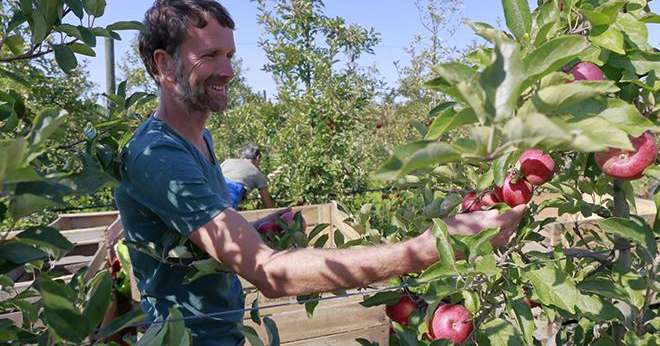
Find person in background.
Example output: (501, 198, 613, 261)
(221, 143, 275, 209)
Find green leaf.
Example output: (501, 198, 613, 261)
(3, 35, 25, 55)
(304, 299, 319, 319)
(0, 240, 48, 266)
(431, 219, 457, 274)
(250, 298, 260, 325)
(430, 62, 477, 86)
(528, 81, 618, 115)
(583, 1, 625, 26)
(569, 116, 634, 152)
(165, 307, 191, 346)
(355, 338, 379, 346)
(462, 290, 481, 315)
(474, 254, 500, 276)
(579, 272, 646, 310)
(53, 44, 78, 73)
(139, 318, 168, 346)
(589, 25, 625, 55)
(502, 0, 531, 40)
(107, 20, 144, 31)
(78, 26, 96, 47)
(12, 299, 39, 324)
(523, 35, 589, 83)
(183, 258, 231, 284)
(623, 332, 659, 346)
(375, 141, 461, 180)
(98, 308, 145, 338)
(466, 48, 493, 68)
(360, 291, 401, 307)
(56, 24, 82, 39)
(82, 271, 112, 334)
(27, 108, 67, 148)
(64, 0, 84, 19)
(30, 11, 48, 45)
(525, 265, 580, 313)
(509, 299, 535, 345)
(237, 324, 265, 346)
(83, 0, 106, 17)
(9, 189, 62, 219)
(418, 260, 469, 281)
(477, 318, 525, 345)
(530, 1, 559, 46)
(426, 107, 477, 140)
(15, 226, 73, 259)
(333, 230, 345, 247)
(306, 223, 328, 241)
(263, 316, 280, 346)
(640, 13, 660, 23)
(312, 234, 328, 248)
(614, 13, 650, 51)
(465, 228, 498, 263)
(575, 293, 624, 321)
(597, 217, 656, 257)
(69, 42, 96, 57)
(391, 322, 419, 346)
(598, 99, 656, 136)
(36, 275, 86, 343)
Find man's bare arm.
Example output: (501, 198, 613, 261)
(189, 206, 525, 298)
(258, 187, 275, 209)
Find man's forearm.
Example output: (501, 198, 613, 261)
(259, 233, 438, 297)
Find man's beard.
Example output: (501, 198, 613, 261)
(173, 59, 228, 114)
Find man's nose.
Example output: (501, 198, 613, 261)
(217, 58, 234, 81)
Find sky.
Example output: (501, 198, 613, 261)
(82, 0, 660, 98)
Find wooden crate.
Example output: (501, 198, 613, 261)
(1, 203, 390, 345)
(4, 196, 655, 344)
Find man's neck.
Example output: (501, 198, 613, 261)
(156, 90, 209, 146)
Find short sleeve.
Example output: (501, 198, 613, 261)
(252, 170, 268, 190)
(125, 141, 229, 235)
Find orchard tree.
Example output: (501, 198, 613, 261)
(362, 0, 660, 345)
(225, 0, 383, 205)
(0, 0, 153, 344)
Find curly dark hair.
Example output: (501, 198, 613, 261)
(138, 0, 235, 84)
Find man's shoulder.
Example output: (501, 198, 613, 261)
(124, 117, 190, 161)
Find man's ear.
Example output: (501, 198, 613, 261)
(153, 49, 176, 84)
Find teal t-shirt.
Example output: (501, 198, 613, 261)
(114, 116, 245, 345)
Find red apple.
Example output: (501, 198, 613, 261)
(281, 211, 307, 231)
(481, 186, 503, 207)
(461, 192, 483, 212)
(502, 174, 533, 207)
(428, 304, 473, 344)
(257, 221, 281, 235)
(595, 132, 657, 180)
(518, 149, 555, 185)
(569, 62, 603, 81)
(386, 295, 418, 326)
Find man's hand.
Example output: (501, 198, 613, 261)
(444, 204, 527, 248)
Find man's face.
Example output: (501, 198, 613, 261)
(173, 17, 236, 113)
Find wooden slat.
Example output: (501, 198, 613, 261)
(284, 324, 389, 345)
(51, 211, 119, 231)
(243, 294, 388, 344)
(6, 226, 106, 246)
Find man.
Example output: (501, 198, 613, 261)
(114, 1, 525, 345)
(221, 144, 275, 209)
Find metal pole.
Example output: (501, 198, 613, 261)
(104, 37, 116, 113)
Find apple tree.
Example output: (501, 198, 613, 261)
(0, 0, 152, 344)
(362, 0, 660, 345)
